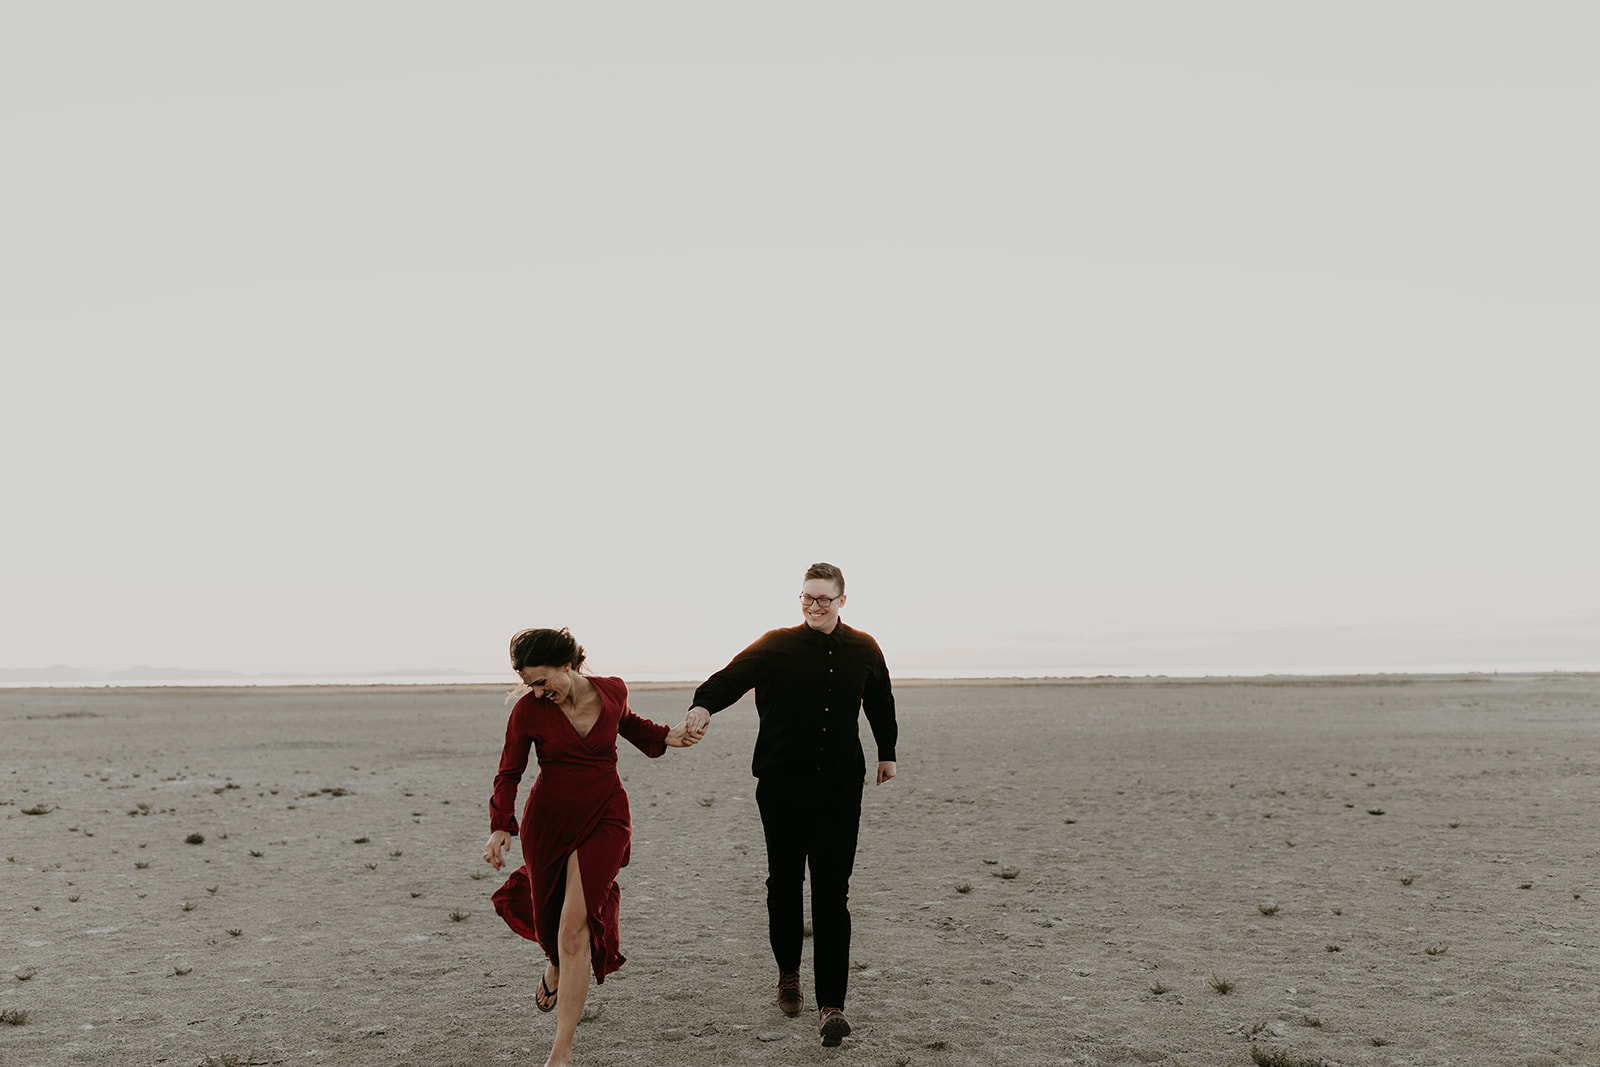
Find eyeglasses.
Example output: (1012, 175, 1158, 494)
(799, 593, 840, 607)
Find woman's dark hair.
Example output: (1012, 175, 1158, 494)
(508, 627, 587, 673)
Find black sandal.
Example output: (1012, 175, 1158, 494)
(535, 964, 558, 1012)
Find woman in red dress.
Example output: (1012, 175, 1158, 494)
(483, 627, 698, 1067)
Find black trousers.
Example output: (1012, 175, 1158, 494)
(755, 769, 864, 1010)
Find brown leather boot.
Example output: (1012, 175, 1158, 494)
(776, 970, 802, 1016)
(818, 1006, 851, 1047)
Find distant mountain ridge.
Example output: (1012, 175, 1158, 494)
(0, 665, 478, 682)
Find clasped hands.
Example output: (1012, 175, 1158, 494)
(665, 707, 710, 748)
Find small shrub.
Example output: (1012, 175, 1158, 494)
(449, 908, 469, 922)
(134, 861, 149, 869)
(1258, 903, 1280, 917)
(173, 966, 192, 976)
(410, 892, 424, 899)
(186, 833, 205, 845)
(955, 883, 972, 894)
(996, 866, 1021, 880)
(1366, 809, 1385, 816)
(1, 1008, 30, 1025)
(1300, 1015, 1322, 1028)
(249, 850, 264, 858)
(181, 901, 197, 911)
(1208, 974, 1235, 994)
(1425, 943, 1448, 956)
(21, 805, 54, 816)
(1325, 944, 1341, 952)
(227, 929, 243, 937)
(352, 835, 370, 844)
(1400, 876, 1414, 886)
(67, 894, 80, 903)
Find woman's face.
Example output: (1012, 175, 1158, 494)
(518, 664, 574, 704)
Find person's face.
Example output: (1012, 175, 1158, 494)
(799, 578, 846, 632)
(518, 664, 575, 704)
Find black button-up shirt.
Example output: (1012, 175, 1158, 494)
(692, 620, 898, 779)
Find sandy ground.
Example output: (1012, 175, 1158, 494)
(2, 675, 1597, 1067)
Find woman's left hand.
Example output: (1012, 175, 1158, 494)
(664, 721, 698, 748)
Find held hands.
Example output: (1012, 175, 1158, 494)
(659, 723, 697, 748)
(684, 706, 710, 741)
(483, 829, 512, 870)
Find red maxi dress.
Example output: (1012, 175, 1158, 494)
(489, 676, 669, 984)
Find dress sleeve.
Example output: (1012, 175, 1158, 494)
(618, 705, 670, 758)
(489, 699, 535, 835)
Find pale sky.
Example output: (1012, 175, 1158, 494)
(4, 4, 1597, 679)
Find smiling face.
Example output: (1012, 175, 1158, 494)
(799, 577, 846, 632)
(517, 664, 576, 704)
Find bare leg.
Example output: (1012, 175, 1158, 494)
(546, 850, 590, 1067)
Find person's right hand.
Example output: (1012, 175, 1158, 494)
(483, 830, 512, 870)
(685, 706, 711, 740)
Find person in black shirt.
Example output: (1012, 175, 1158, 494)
(684, 562, 898, 1048)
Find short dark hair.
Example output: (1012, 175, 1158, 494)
(804, 562, 844, 595)
(508, 627, 587, 672)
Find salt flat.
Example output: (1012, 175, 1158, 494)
(3, 675, 1596, 1066)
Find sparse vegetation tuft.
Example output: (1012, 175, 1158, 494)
(227, 929, 243, 937)
(1426, 943, 1448, 956)
(1, 1008, 30, 1025)
(1208, 974, 1235, 994)
(1258, 903, 1280, 917)
(186, 833, 205, 845)
(449, 908, 469, 922)
(955, 883, 972, 894)
(996, 866, 1021, 880)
